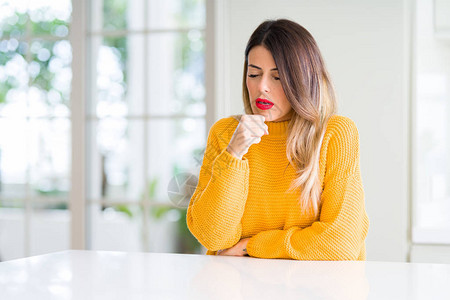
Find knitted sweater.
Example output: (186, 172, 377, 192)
(186, 115, 369, 260)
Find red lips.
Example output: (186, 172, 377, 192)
(256, 98, 273, 105)
(255, 98, 274, 110)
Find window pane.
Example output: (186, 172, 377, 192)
(1, 39, 71, 117)
(28, 118, 70, 199)
(0, 0, 72, 261)
(28, 0, 71, 37)
(147, 118, 205, 204)
(147, 0, 205, 29)
(0, 118, 28, 199)
(0, 207, 25, 260)
(30, 202, 69, 256)
(89, 0, 205, 32)
(90, 35, 144, 117)
(0, 3, 27, 40)
(90, 0, 145, 32)
(414, 73, 450, 242)
(413, 0, 450, 243)
(0, 50, 29, 114)
(102, 0, 128, 31)
(88, 203, 203, 253)
(29, 39, 72, 117)
(147, 31, 205, 116)
(87, 0, 207, 255)
(146, 205, 203, 253)
(87, 119, 145, 201)
(89, 203, 142, 251)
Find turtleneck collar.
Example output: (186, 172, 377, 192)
(264, 119, 290, 136)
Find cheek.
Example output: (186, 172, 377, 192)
(276, 86, 288, 105)
(246, 79, 255, 96)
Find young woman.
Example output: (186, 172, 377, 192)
(186, 19, 369, 260)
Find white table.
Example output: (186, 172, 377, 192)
(0, 250, 449, 299)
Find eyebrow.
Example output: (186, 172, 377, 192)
(248, 64, 278, 71)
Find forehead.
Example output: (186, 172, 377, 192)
(247, 45, 277, 68)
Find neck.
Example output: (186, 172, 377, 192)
(264, 119, 289, 136)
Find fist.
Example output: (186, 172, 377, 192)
(226, 114, 268, 159)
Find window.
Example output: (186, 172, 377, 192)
(412, 0, 450, 244)
(0, 0, 208, 260)
(0, 0, 72, 260)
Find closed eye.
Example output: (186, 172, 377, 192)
(248, 74, 259, 78)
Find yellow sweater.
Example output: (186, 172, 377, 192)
(186, 115, 369, 260)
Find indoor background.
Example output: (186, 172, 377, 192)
(0, 0, 449, 264)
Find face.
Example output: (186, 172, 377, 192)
(246, 45, 293, 122)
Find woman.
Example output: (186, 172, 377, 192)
(186, 19, 369, 260)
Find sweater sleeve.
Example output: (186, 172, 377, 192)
(246, 118, 369, 260)
(186, 119, 250, 251)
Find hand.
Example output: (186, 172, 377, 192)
(217, 238, 250, 257)
(226, 115, 268, 159)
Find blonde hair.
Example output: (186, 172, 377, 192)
(239, 19, 338, 218)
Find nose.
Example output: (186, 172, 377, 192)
(259, 76, 270, 94)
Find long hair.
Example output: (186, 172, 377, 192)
(239, 19, 337, 217)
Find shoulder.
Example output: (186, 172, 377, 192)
(210, 116, 239, 132)
(321, 115, 361, 178)
(207, 116, 240, 145)
(210, 116, 239, 136)
(324, 115, 359, 139)
(323, 115, 360, 150)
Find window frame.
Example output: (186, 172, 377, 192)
(70, 0, 212, 251)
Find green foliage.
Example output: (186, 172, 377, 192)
(175, 0, 204, 28)
(113, 172, 201, 254)
(0, 12, 27, 39)
(45, 202, 68, 210)
(149, 205, 172, 219)
(175, 207, 201, 253)
(103, 0, 127, 30)
(104, 36, 127, 67)
(30, 18, 68, 36)
(0, 10, 70, 106)
(36, 188, 68, 197)
(0, 81, 12, 104)
(146, 176, 159, 199)
(112, 174, 201, 253)
(115, 204, 134, 218)
(0, 198, 23, 209)
(172, 163, 182, 177)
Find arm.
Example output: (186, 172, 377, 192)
(246, 118, 369, 260)
(186, 120, 250, 251)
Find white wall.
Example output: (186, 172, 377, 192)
(213, 0, 410, 262)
